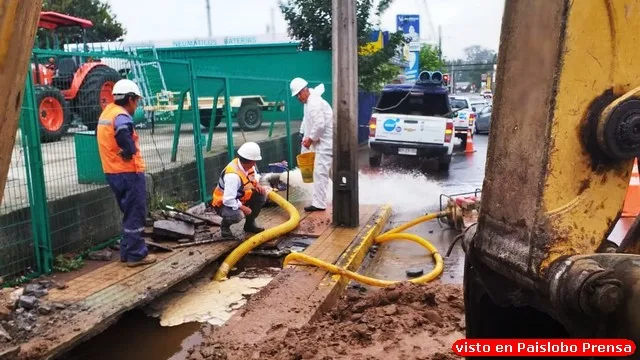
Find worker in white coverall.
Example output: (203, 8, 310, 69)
(290, 77, 334, 212)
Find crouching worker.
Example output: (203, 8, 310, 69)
(212, 142, 268, 239)
(97, 79, 156, 267)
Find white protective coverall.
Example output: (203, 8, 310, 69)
(300, 84, 334, 209)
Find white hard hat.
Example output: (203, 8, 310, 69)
(237, 142, 262, 161)
(290, 77, 308, 97)
(112, 79, 142, 98)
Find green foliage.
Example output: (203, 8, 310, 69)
(53, 254, 85, 273)
(359, 31, 405, 92)
(279, 0, 405, 93)
(419, 44, 445, 72)
(39, 0, 126, 49)
(148, 192, 190, 212)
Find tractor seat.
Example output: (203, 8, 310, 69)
(56, 58, 78, 76)
(52, 58, 78, 90)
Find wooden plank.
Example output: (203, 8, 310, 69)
(217, 205, 388, 346)
(306, 205, 392, 321)
(0, 0, 42, 202)
(46, 252, 175, 303)
(16, 241, 238, 360)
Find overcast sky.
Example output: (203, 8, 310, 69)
(105, 0, 505, 60)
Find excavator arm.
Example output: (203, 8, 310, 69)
(463, 0, 640, 351)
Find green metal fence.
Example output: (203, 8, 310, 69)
(0, 48, 308, 281)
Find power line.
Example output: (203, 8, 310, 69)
(444, 62, 497, 67)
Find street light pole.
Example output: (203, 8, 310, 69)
(205, 0, 212, 37)
(332, 0, 359, 227)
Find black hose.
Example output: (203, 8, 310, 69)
(446, 233, 464, 257)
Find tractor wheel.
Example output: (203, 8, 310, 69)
(35, 85, 70, 143)
(237, 103, 263, 131)
(199, 108, 223, 129)
(76, 66, 122, 131)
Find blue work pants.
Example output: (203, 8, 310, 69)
(106, 172, 149, 262)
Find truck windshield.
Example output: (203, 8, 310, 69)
(375, 92, 450, 116)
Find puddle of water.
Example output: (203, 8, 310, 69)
(60, 310, 203, 360)
(361, 207, 465, 287)
(155, 268, 277, 327)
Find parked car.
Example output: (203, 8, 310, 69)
(475, 104, 492, 134)
(368, 82, 455, 171)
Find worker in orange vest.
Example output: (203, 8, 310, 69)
(212, 142, 268, 239)
(97, 79, 156, 267)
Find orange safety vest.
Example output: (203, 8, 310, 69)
(96, 103, 145, 174)
(212, 158, 259, 208)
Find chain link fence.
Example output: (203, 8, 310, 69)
(0, 48, 308, 281)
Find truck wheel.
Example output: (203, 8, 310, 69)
(76, 66, 123, 131)
(199, 108, 223, 129)
(438, 154, 452, 171)
(35, 85, 70, 143)
(369, 152, 382, 167)
(237, 104, 262, 131)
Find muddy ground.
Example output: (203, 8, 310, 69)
(186, 282, 465, 360)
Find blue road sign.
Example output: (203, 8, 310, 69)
(396, 14, 420, 50)
(405, 51, 419, 82)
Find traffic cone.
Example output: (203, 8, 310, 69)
(465, 128, 475, 153)
(622, 159, 640, 217)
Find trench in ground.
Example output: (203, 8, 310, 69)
(57, 237, 314, 360)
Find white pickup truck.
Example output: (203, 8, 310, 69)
(368, 81, 455, 171)
(448, 95, 491, 147)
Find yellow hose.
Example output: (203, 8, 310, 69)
(213, 190, 300, 281)
(282, 211, 447, 287)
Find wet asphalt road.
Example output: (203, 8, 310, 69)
(358, 134, 488, 285)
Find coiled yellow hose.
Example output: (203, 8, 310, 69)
(213, 190, 300, 281)
(283, 211, 447, 287)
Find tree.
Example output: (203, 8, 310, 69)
(463, 45, 497, 64)
(279, 0, 406, 92)
(38, 0, 126, 49)
(445, 45, 497, 89)
(418, 44, 445, 72)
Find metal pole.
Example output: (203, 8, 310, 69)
(332, 0, 359, 227)
(438, 25, 442, 62)
(223, 78, 235, 161)
(23, 70, 53, 274)
(206, 0, 212, 38)
(189, 61, 208, 203)
(284, 82, 293, 169)
(270, 7, 276, 40)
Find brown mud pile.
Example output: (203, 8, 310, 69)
(188, 282, 465, 360)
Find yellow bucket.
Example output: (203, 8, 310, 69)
(297, 152, 315, 183)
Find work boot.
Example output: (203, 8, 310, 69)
(304, 205, 325, 212)
(127, 254, 157, 268)
(220, 226, 236, 240)
(243, 221, 265, 234)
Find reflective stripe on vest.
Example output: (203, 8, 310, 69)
(96, 103, 146, 174)
(212, 158, 258, 207)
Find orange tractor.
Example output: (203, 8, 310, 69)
(32, 11, 122, 142)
